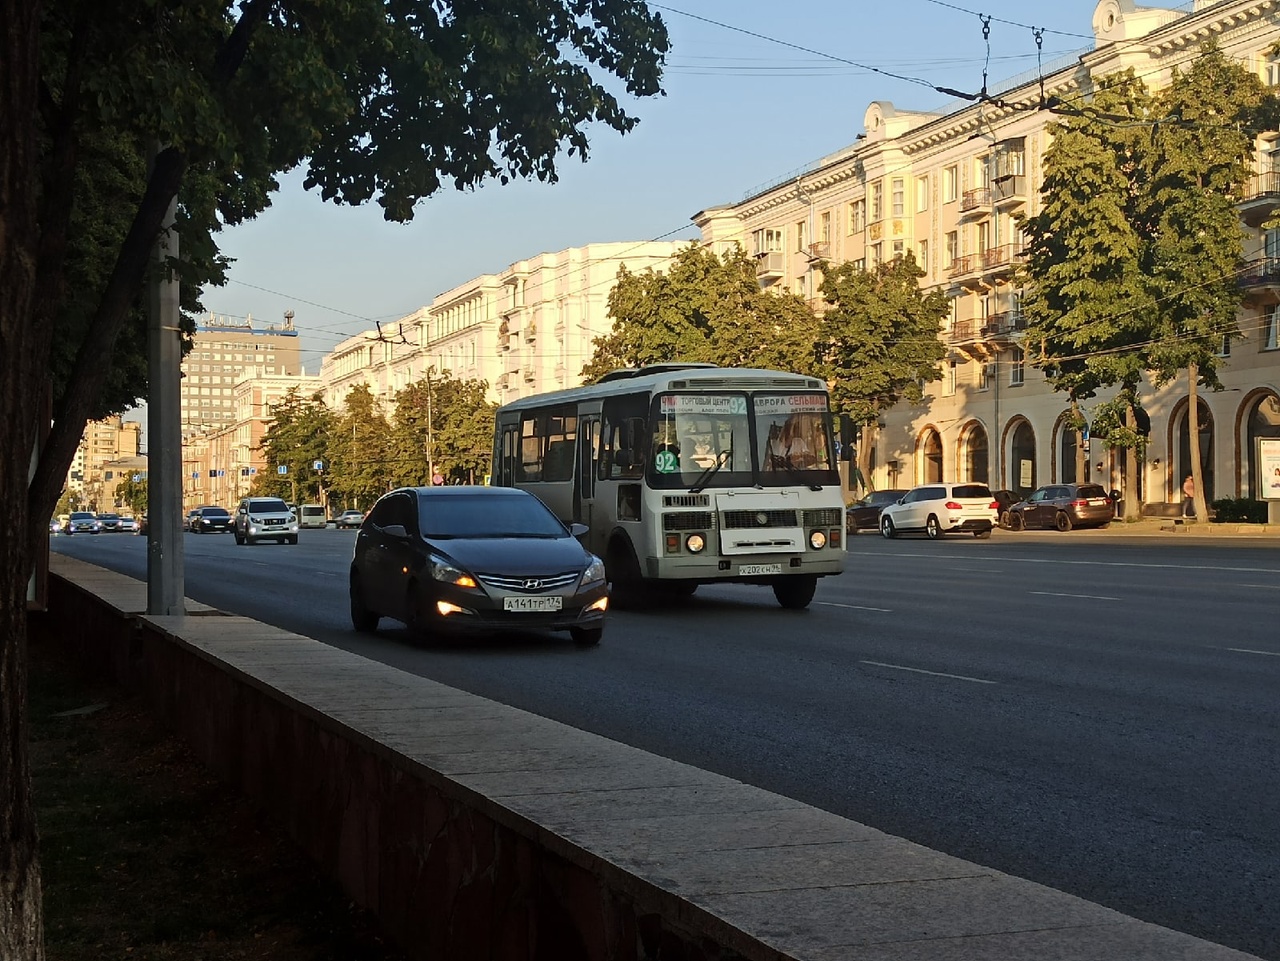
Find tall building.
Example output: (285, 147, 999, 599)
(694, 0, 1280, 508)
(182, 312, 302, 434)
(320, 242, 685, 412)
(66, 415, 143, 510)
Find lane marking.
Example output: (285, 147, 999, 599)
(1028, 590, 1121, 601)
(859, 660, 997, 685)
(1238, 583, 1280, 590)
(816, 601, 892, 613)
(1227, 648, 1280, 657)
(846, 550, 1280, 576)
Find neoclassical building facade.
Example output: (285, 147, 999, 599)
(694, 0, 1280, 507)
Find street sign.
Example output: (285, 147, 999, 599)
(277, 465, 288, 475)
(216, 469, 225, 477)
(313, 459, 324, 471)
(249, 467, 257, 475)
(432, 472, 445, 486)
(132, 474, 142, 482)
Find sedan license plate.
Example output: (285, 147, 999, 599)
(739, 563, 783, 576)
(503, 595, 563, 613)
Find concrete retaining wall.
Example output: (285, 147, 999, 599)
(37, 555, 1262, 961)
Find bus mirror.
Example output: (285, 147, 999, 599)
(614, 449, 634, 470)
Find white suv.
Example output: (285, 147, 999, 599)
(234, 496, 299, 545)
(879, 483, 999, 540)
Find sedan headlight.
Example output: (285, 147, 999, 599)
(431, 559, 477, 589)
(580, 554, 606, 587)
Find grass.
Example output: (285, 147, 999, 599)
(27, 635, 408, 961)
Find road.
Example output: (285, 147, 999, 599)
(52, 527, 1280, 959)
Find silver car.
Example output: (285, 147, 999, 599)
(233, 496, 299, 545)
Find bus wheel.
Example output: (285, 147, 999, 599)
(773, 575, 817, 610)
(606, 542, 645, 609)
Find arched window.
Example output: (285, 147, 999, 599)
(1174, 399, 1214, 503)
(960, 422, 989, 484)
(1245, 392, 1280, 499)
(919, 429, 943, 484)
(1057, 422, 1084, 484)
(1009, 420, 1037, 496)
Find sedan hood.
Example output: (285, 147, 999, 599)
(430, 536, 589, 575)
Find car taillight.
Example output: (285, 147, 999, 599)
(1070, 499, 1088, 507)
(945, 501, 963, 510)
(989, 501, 1000, 510)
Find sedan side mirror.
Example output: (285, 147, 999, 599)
(382, 524, 410, 539)
(568, 522, 589, 539)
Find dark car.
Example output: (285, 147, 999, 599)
(992, 489, 1019, 526)
(1006, 483, 1115, 532)
(182, 508, 202, 531)
(189, 506, 233, 533)
(349, 486, 608, 647)
(97, 512, 123, 532)
(334, 509, 366, 529)
(845, 489, 908, 534)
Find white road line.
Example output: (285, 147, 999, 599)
(1028, 590, 1121, 601)
(1238, 583, 1280, 590)
(816, 601, 892, 613)
(1227, 647, 1280, 657)
(846, 550, 1280, 576)
(860, 660, 997, 684)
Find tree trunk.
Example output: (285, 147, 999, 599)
(1124, 401, 1141, 521)
(1, 0, 47, 956)
(1072, 399, 1086, 484)
(857, 424, 875, 494)
(1188, 364, 1209, 522)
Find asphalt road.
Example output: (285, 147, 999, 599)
(52, 527, 1280, 959)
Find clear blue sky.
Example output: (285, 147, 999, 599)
(198, 0, 1177, 375)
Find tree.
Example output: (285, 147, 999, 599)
(251, 390, 335, 504)
(328, 384, 391, 507)
(6, 8, 667, 949)
(114, 476, 149, 516)
(815, 254, 949, 492)
(388, 371, 496, 486)
(582, 243, 818, 381)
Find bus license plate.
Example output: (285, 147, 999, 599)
(739, 564, 782, 576)
(504, 596, 563, 612)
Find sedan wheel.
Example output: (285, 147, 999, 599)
(925, 515, 942, 540)
(405, 583, 432, 642)
(350, 573, 379, 633)
(880, 516, 896, 539)
(846, 515, 858, 535)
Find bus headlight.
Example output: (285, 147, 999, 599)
(809, 530, 827, 549)
(685, 533, 705, 553)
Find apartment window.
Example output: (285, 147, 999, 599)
(977, 360, 994, 391)
(868, 244, 882, 269)
(1265, 49, 1280, 87)
(1009, 346, 1025, 385)
(891, 178, 905, 218)
(944, 231, 959, 268)
(976, 156, 991, 189)
(1265, 228, 1280, 259)
(752, 228, 783, 254)
(848, 199, 866, 234)
(1216, 333, 1231, 358)
(1265, 307, 1280, 350)
(870, 182, 883, 223)
(948, 297, 959, 331)
(892, 240, 905, 260)
(819, 210, 831, 244)
(852, 258, 866, 272)
(916, 175, 930, 213)
(796, 220, 807, 252)
(943, 165, 959, 203)
(917, 239, 929, 272)
(942, 360, 957, 396)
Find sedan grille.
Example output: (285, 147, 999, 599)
(722, 509, 798, 529)
(478, 571, 581, 593)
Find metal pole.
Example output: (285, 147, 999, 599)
(147, 169, 184, 616)
(426, 367, 435, 481)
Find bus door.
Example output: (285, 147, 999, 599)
(574, 416, 600, 526)
(495, 420, 520, 487)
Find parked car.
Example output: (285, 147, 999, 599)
(879, 483, 999, 540)
(118, 515, 137, 533)
(66, 511, 100, 534)
(182, 508, 203, 531)
(1005, 483, 1115, 532)
(349, 486, 608, 647)
(134, 514, 149, 536)
(97, 512, 124, 532)
(992, 489, 1019, 526)
(233, 496, 298, 545)
(334, 509, 366, 529)
(189, 506, 234, 533)
(845, 489, 908, 534)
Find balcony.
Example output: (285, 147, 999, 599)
(946, 253, 978, 281)
(980, 243, 1027, 275)
(992, 175, 1027, 207)
(987, 310, 1026, 336)
(1239, 172, 1280, 227)
(754, 251, 785, 282)
(1238, 256, 1280, 304)
(807, 241, 831, 260)
(960, 188, 992, 214)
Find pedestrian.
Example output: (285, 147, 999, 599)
(1182, 473, 1195, 517)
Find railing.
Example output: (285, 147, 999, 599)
(960, 188, 992, 212)
(981, 244, 1027, 269)
(1238, 256, 1280, 286)
(948, 312, 1024, 343)
(987, 310, 1026, 334)
(947, 253, 977, 278)
(808, 241, 831, 259)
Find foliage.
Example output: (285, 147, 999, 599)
(388, 371, 496, 485)
(53, 490, 81, 517)
(1088, 391, 1148, 455)
(582, 244, 819, 381)
(250, 390, 336, 503)
(815, 254, 948, 425)
(113, 476, 148, 515)
(326, 385, 391, 507)
(1209, 497, 1269, 523)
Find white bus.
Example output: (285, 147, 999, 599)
(492, 363, 846, 609)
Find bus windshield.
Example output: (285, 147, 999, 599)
(646, 391, 837, 490)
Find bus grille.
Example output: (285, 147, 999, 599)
(663, 494, 710, 508)
(478, 571, 581, 593)
(722, 509, 799, 529)
(803, 508, 843, 528)
(664, 511, 714, 531)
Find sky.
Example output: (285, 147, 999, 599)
(195, 0, 1188, 377)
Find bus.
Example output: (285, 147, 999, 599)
(492, 363, 846, 609)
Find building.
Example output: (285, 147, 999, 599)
(67, 415, 143, 510)
(694, 0, 1280, 508)
(182, 311, 302, 435)
(319, 242, 685, 412)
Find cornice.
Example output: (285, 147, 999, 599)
(1145, 0, 1277, 54)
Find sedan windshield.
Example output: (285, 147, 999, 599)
(419, 493, 567, 539)
(202, 508, 230, 517)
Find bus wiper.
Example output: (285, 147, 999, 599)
(773, 457, 823, 492)
(690, 449, 732, 494)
